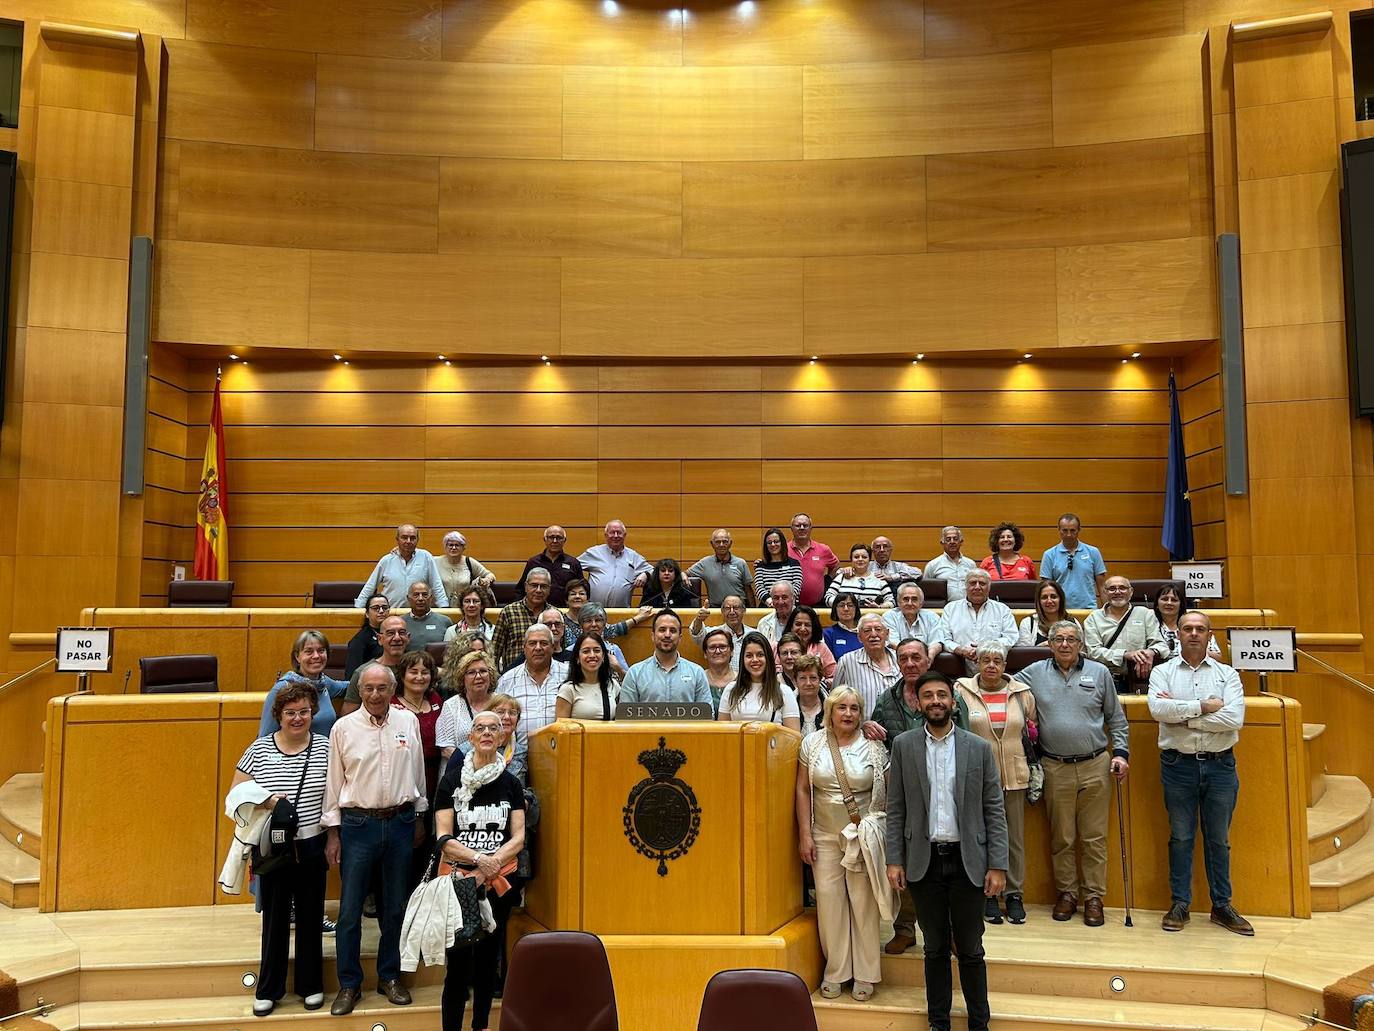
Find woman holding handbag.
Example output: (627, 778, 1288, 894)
(795, 686, 889, 1003)
(227, 681, 331, 1016)
(954, 641, 1039, 927)
(433, 711, 526, 1031)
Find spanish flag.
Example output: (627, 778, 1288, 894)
(194, 377, 229, 580)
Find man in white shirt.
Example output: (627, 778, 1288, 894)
(688, 594, 754, 665)
(577, 519, 653, 607)
(882, 582, 945, 658)
(354, 524, 448, 609)
(938, 571, 1018, 673)
(834, 612, 901, 722)
(497, 624, 569, 781)
(924, 526, 978, 602)
(1147, 611, 1252, 936)
(755, 581, 797, 644)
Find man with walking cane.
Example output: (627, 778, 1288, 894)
(1018, 620, 1130, 927)
(1147, 611, 1252, 935)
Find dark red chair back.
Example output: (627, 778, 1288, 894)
(499, 931, 618, 1031)
(696, 969, 818, 1031)
(139, 655, 218, 694)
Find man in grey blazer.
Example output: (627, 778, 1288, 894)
(886, 671, 1009, 1031)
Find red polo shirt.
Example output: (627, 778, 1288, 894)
(788, 539, 838, 606)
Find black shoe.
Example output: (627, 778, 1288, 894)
(330, 987, 361, 1016)
(1162, 901, 1190, 932)
(378, 979, 412, 1006)
(984, 896, 1003, 924)
(1210, 904, 1254, 936)
(1004, 893, 1027, 924)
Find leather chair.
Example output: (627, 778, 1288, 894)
(325, 642, 348, 681)
(696, 970, 818, 1031)
(1007, 645, 1052, 674)
(425, 641, 447, 666)
(989, 580, 1038, 605)
(166, 580, 233, 607)
(499, 931, 618, 1031)
(313, 581, 365, 608)
(916, 578, 947, 604)
(138, 655, 218, 694)
(1131, 579, 1183, 606)
(931, 651, 965, 679)
(491, 581, 521, 606)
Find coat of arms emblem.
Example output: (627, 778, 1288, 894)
(622, 737, 701, 876)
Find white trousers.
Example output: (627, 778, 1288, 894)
(813, 833, 881, 985)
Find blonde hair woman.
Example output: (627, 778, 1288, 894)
(796, 685, 889, 1002)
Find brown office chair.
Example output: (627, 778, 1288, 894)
(917, 578, 948, 604)
(696, 970, 818, 1031)
(1007, 645, 1052, 674)
(313, 581, 365, 608)
(138, 655, 218, 694)
(325, 642, 348, 681)
(498, 931, 618, 1031)
(1131, 579, 1183, 605)
(425, 641, 447, 665)
(931, 652, 965, 679)
(491, 581, 521, 606)
(989, 580, 1038, 604)
(166, 580, 234, 607)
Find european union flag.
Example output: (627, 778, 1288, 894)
(1162, 371, 1194, 561)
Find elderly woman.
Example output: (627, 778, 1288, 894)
(796, 685, 889, 1002)
(345, 594, 388, 678)
(392, 651, 444, 796)
(575, 603, 633, 679)
(700, 626, 738, 714)
(825, 544, 894, 609)
(980, 522, 1036, 581)
(434, 531, 496, 609)
(776, 633, 804, 690)
(794, 654, 827, 733)
(718, 632, 801, 730)
(444, 586, 496, 642)
(259, 631, 348, 738)
(782, 605, 838, 681)
(436, 651, 496, 762)
(230, 681, 330, 1015)
(639, 557, 699, 608)
(435, 710, 526, 1031)
(824, 593, 863, 660)
(1017, 579, 1080, 646)
(954, 641, 1037, 926)
(555, 632, 620, 721)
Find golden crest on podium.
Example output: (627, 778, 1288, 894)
(622, 736, 702, 876)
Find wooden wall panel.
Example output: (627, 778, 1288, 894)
(439, 159, 682, 258)
(1051, 34, 1207, 147)
(1239, 245, 1344, 329)
(153, 240, 310, 347)
(682, 156, 925, 257)
(175, 143, 440, 252)
(923, 0, 1184, 57)
(803, 250, 1059, 352)
(682, 0, 924, 66)
(315, 56, 563, 159)
(1234, 97, 1339, 179)
(562, 66, 803, 161)
(162, 40, 314, 151)
(187, 0, 443, 60)
(30, 179, 132, 260)
(27, 253, 127, 334)
(441, 0, 684, 66)
(33, 108, 135, 188)
(803, 53, 1053, 159)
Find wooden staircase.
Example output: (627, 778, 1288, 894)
(0, 772, 41, 908)
(1304, 723, 1374, 911)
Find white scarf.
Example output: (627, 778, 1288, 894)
(456, 748, 505, 809)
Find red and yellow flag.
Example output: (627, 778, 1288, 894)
(194, 378, 229, 580)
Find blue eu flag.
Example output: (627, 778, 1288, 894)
(1162, 372, 1194, 561)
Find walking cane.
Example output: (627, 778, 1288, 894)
(1115, 781, 1134, 928)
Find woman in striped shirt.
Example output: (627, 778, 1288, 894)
(823, 544, 894, 609)
(229, 681, 331, 1016)
(953, 641, 1037, 929)
(752, 527, 803, 605)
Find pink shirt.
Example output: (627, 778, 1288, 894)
(788, 539, 839, 606)
(322, 706, 428, 825)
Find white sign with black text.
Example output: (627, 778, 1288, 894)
(1171, 562, 1224, 598)
(55, 627, 113, 673)
(1226, 627, 1297, 672)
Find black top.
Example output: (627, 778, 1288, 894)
(515, 551, 585, 606)
(345, 624, 382, 678)
(640, 585, 699, 608)
(433, 766, 525, 853)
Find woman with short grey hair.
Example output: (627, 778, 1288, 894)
(434, 531, 496, 608)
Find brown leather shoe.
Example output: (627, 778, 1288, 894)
(1210, 905, 1255, 936)
(330, 987, 361, 1016)
(884, 932, 916, 955)
(378, 979, 412, 1005)
(1162, 901, 1190, 931)
(1083, 896, 1105, 926)
(1051, 891, 1077, 921)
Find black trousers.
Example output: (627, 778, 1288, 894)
(909, 844, 990, 1031)
(442, 882, 520, 1031)
(256, 835, 327, 1002)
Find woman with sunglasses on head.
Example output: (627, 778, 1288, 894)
(639, 557, 700, 608)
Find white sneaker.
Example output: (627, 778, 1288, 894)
(252, 999, 275, 1017)
(303, 993, 325, 1010)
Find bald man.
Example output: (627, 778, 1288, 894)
(516, 524, 584, 605)
(577, 520, 653, 607)
(355, 523, 448, 609)
(687, 529, 752, 606)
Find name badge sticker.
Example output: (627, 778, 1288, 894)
(1079, 677, 1095, 687)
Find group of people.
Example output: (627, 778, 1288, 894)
(225, 511, 1249, 1030)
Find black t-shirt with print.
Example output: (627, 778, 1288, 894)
(433, 767, 524, 853)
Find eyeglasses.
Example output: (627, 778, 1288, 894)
(705, 643, 731, 652)
(281, 709, 312, 720)
(1050, 635, 1079, 644)
(368, 603, 389, 611)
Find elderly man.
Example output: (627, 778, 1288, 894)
(883, 582, 945, 657)
(688, 594, 754, 665)
(323, 661, 427, 1015)
(399, 581, 451, 648)
(755, 581, 797, 644)
(490, 568, 554, 672)
(938, 571, 1018, 673)
(496, 624, 569, 782)
(516, 525, 583, 606)
(1084, 576, 1168, 692)
(1019, 621, 1129, 927)
(924, 527, 979, 603)
(577, 520, 653, 607)
(871, 535, 921, 583)
(1039, 513, 1107, 610)
(834, 611, 902, 720)
(621, 609, 712, 704)
(355, 524, 448, 609)
(341, 615, 410, 715)
(788, 513, 839, 607)
(1148, 612, 1252, 936)
(687, 529, 753, 606)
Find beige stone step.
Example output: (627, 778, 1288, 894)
(0, 772, 43, 858)
(1308, 776, 1372, 863)
(1311, 820, 1374, 911)
(0, 832, 40, 908)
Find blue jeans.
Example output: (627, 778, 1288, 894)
(1160, 749, 1239, 908)
(335, 808, 416, 988)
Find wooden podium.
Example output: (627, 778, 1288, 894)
(512, 720, 821, 1031)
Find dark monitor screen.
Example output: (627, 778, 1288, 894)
(1342, 138, 1374, 417)
(0, 150, 15, 427)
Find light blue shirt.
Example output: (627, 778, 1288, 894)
(258, 675, 349, 738)
(355, 548, 449, 608)
(1039, 542, 1107, 609)
(621, 654, 712, 704)
(577, 544, 654, 607)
